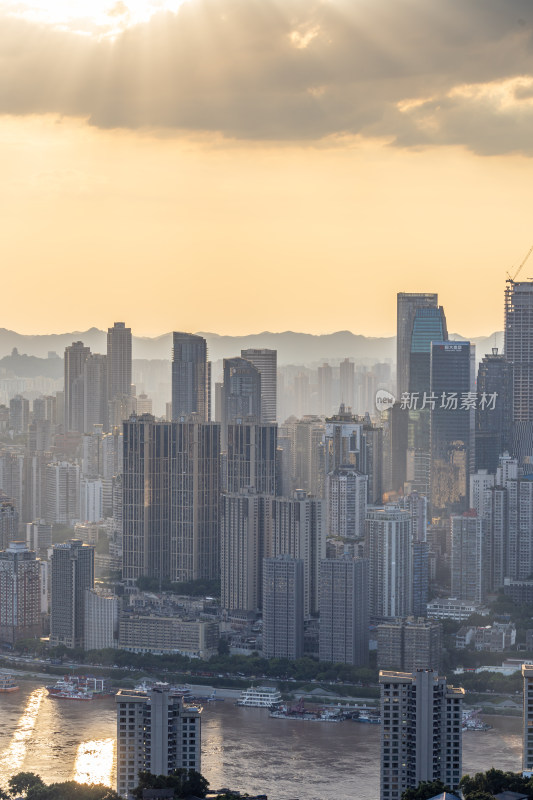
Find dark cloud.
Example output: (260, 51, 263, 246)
(2, 0, 533, 153)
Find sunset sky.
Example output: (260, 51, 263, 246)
(2, 0, 533, 337)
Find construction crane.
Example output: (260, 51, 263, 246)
(507, 244, 533, 282)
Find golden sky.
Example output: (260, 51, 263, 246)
(2, 0, 533, 337)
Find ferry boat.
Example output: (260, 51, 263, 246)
(46, 678, 93, 701)
(0, 675, 19, 693)
(269, 698, 346, 722)
(236, 686, 282, 707)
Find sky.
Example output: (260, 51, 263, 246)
(2, 0, 533, 337)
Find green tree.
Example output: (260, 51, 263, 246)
(131, 770, 209, 800)
(401, 781, 450, 800)
(8, 772, 45, 797)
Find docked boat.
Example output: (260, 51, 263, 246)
(270, 702, 346, 722)
(236, 686, 282, 707)
(353, 711, 381, 724)
(0, 675, 19, 693)
(46, 678, 93, 701)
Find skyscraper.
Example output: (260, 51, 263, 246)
(0, 541, 41, 645)
(379, 669, 464, 800)
(241, 348, 277, 423)
(450, 511, 489, 603)
(339, 358, 355, 410)
(172, 332, 209, 421)
(430, 341, 475, 514)
(396, 292, 438, 398)
(269, 491, 325, 618)
(326, 468, 367, 539)
(122, 415, 220, 584)
(220, 488, 268, 613)
(64, 341, 90, 432)
(225, 420, 277, 494)
(50, 539, 94, 648)
(107, 322, 132, 403)
(319, 557, 369, 666)
(505, 281, 533, 463)
(523, 663, 533, 772)
(475, 348, 512, 472)
(407, 305, 448, 496)
(116, 684, 201, 798)
(262, 555, 304, 660)
(365, 506, 412, 620)
(221, 357, 261, 430)
(83, 353, 108, 432)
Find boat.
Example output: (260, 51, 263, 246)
(462, 709, 492, 731)
(46, 678, 93, 701)
(352, 711, 381, 724)
(236, 686, 282, 707)
(0, 675, 19, 693)
(270, 701, 346, 722)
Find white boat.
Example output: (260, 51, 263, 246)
(236, 686, 282, 707)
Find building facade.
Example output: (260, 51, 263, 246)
(116, 684, 201, 798)
(380, 669, 464, 800)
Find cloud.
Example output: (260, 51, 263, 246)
(2, 0, 533, 153)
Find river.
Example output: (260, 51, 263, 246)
(0, 682, 524, 800)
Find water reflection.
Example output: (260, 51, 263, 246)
(0, 688, 45, 784)
(72, 739, 115, 787)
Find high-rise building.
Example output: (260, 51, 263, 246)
(450, 511, 489, 604)
(225, 420, 277, 495)
(475, 348, 512, 472)
(397, 492, 427, 542)
(262, 555, 304, 660)
(396, 292, 439, 398)
(0, 500, 19, 550)
(64, 341, 90, 433)
(122, 415, 220, 584)
(0, 541, 41, 645)
(326, 468, 367, 539)
(339, 358, 355, 410)
(220, 489, 268, 613)
(50, 539, 94, 648)
(9, 395, 30, 435)
(26, 520, 52, 558)
(430, 341, 475, 515)
(523, 663, 533, 772)
(269, 491, 325, 618)
(323, 405, 362, 474)
(365, 506, 412, 620)
(45, 461, 80, 525)
(379, 669, 464, 800)
(412, 540, 429, 617)
(317, 363, 333, 416)
(84, 589, 118, 650)
(407, 305, 448, 497)
(116, 684, 201, 798)
(505, 281, 533, 463)
(384, 402, 409, 495)
(241, 348, 277, 423)
(286, 416, 325, 497)
(221, 357, 261, 432)
(83, 353, 108, 432)
(107, 322, 132, 403)
(469, 469, 495, 517)
(172, 332, 209, 422)
(319, 557, 369, 666)
(377, 617, 442, 672)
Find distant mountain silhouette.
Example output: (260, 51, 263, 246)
(0, 328, 505, 369)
